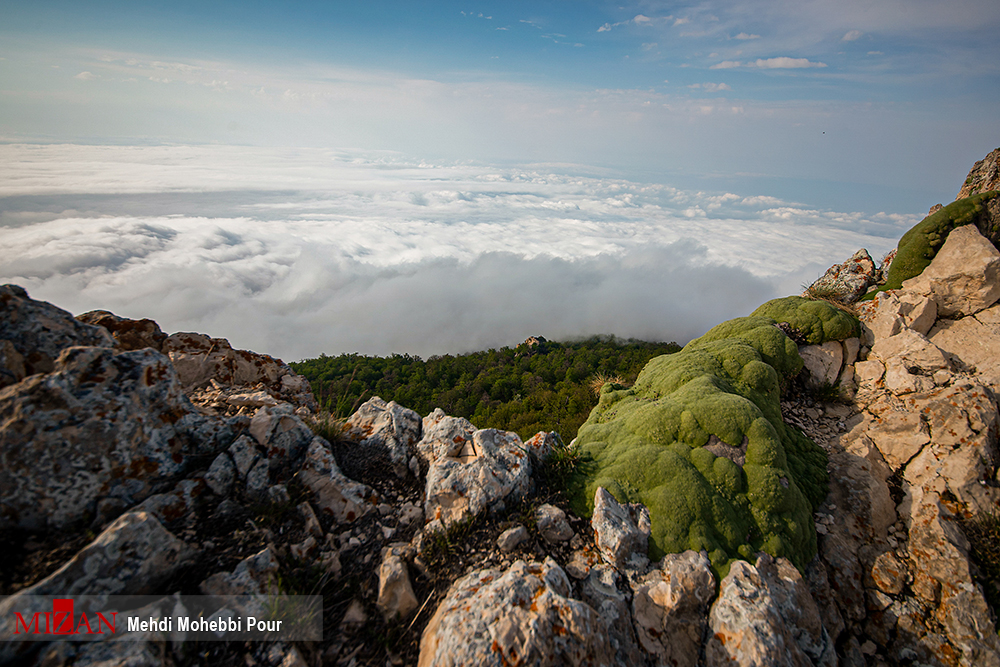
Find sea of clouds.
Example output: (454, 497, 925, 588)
(0, 144, 917, 360)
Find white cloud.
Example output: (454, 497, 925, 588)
(689, 83, 732, 92)
(634, 14, 652, 24)
(734, 32, 760, 39)
(598, 23, 612, 32)
(868, 51, 884, 55)
(0, 144, 909, 359)
(842, 29, 864, 41)
(753, 57, 827, 68)
(710, 60, 743, 69)
(673, 17, 690, 26)
(74, 71, 96, 80)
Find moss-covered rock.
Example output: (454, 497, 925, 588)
(750, 296, 860, 344)
(867, 191, 1000, 298)
(569, 304, 831, 577)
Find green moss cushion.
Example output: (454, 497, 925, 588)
(869, 191, 1000, 297)
(750, 296, 860, 344)
(569, 304, 832, 577)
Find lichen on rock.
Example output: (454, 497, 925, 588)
(570, 300, 836, 576)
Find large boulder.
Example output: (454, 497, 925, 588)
(344, 396, 421, 478)
(0, 284, 115, 378)
(0, 345, 238, 531)
(902, 223, 1000, 318)
(418, 558, 615, 667)
(803, 248, 878, 303)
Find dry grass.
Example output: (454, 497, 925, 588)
(588, 372, 627, 396)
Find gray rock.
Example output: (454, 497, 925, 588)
(295, 438, 375, 524)
(578, 564, 644, 667)
(76, 309, 167, 351)
(344, 396, 422, 478)
(377, 544, 419, 621)
(0, 339, 26, 388)
(418, 558, 614, 667)
(957, 146, 1000, 199)
(229, 434, 262, 478)
(536, 503, 574, 544)
(805, 249, 878, 303)
(0, 284, 115, 376)
(497, 525, 529, 552)
(903, 224, 1000, 318)
(591, 487, 650, 570)
(0, 345, 237, 531)
(205, 452, 236, 496)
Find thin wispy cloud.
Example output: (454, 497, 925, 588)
(690, 83, 732, 92)
(842, 30, 864, 41)
(711, 57, 827, 69)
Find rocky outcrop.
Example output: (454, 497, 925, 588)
(76, 309, 168, 351)
(344, 396, 422, 478)
(958, 146, 1000, 199)
(804, 248, 878, 303)
(0, 345, 238, 531)
(0, 284, 114, 379)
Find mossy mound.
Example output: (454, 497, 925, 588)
(750, 296, 860, 344)
(569, 301, 835, 577)
(866, 191, 1000, 298)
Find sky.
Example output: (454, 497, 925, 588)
(1, 1, 998, 360)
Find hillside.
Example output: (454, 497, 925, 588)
(291, 336, 680, 442)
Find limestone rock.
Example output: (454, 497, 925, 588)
(377, 544, 419, 620)
(903, 224, 1000, 318)
(868, 410, 931, 470)
(799, 340, 844, 387)
(524, 430, 560, 460)
(295, 437, 375, 524)
(77, 309, 168, 351)
(871, 551, 907, 595)
(344, 396, 422, 478)
(867, 290, 938, 339)
(536, 503, 574, 544)
(0, 346, 237, 531)
(957, 146, 1000, 199)
(249, 404, 316, 473)
(133, 478, 210, 528)
(870, 329, 949, 374)
(0, 284, 115, 376)
(423, 426, 534, 526)
(2, 512, 196, 600)
(591, 486, 651, 570)
(497, 525, 529, 552)
(805, 249, 878, 303)
(416, 408, 477, 465)
(578, 564, 644, 667)
(200, 547, 281, 598)
(163, 331, 316, 412)
(418, 558, 614, 667)
(632, 550, 715, 666)
(0, 339, 26, 388)
(928, 303, 1000, 390)
(706, 554, 835, 667)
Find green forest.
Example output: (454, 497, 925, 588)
(290, 336, 681, 442)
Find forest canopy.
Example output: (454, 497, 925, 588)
(291, 336, 681, 442)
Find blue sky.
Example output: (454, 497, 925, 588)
(0, 1, 998, 357)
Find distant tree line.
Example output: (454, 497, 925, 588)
(290, 335, 681, 442)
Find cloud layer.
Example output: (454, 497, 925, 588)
(0, 144, 913, 360)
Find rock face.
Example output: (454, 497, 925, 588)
(418, 558, 615, 667)
(0, 284, 115, 378)
(592, 486, 651, 570)
(957, 146, 1000, 199)
(0, 345, 237, 530)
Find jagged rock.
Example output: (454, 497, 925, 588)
(77, 309, 168, 351)
(299, 501, 323, 538)
(803, 557, 845, 646)
(524, 430, 560, 460)
(295, 438, 375, 523)
(377, 544, 419, 621)
(416, 408, 477, 465)
(229, 433, 262, 478)
(805, 249, 878, 303)
(903, 224, 1000, 318)
(0, 345, 237, 531)
(705, 554, 835, 667)
(1, 512, 195, 606)
(227, 390, 279, 408)
(344, 396, 422, 478)
(632, 550, 715, 666)
(0, 284, 115, 376)
(249, 404, 316, 473)
(799, 340, 844, 387)
(871, 551, 907, 595)
(418, 558, 614, 667)
(591, 487, 651, 570)
(134, 478, 210, 528)
(578, 564, 644, 667)
(870, 328, 949, 374)
(246, 458, 272, 499)
(497, 525, 529, 552)
(423, 425, 534, 526)
(201, 547, 280, 598)
(205, 451, 236, 496)
(957, 146, 1000, 199)
(868, 410, 931, 470)
(878, 248, 897, 284)
(162, 331, 316, 412)
(866, 290, 938, 339)
(927, 302, 1000, 390)
(0, 339, 26, 388)
(536, 503, 574, 544)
